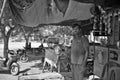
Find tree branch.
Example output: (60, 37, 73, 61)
(7, 25, 18, 36)
(0, 0, 7, 18)
(0, 24, 6, 37)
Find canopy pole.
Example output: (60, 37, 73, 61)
(0, 0, 7, 18)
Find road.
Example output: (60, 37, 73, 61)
(0, 42, 98, 80)
(0, 41, 43, 80)
(0, 59, 97, 80)
(0, 60, 71, 80)
(0, 60, 42, 80)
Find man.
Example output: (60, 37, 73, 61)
(71, 23, 89, 80)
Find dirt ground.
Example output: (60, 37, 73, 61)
(0, 60, 71, 80)
(0, 42, 98, 80)
(0, 59, 94, 80)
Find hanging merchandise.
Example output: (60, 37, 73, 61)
(106, 13, 112, 35)
(93, 6, 113, 36)
(93, 5, 102, 36)
(93, 15, 100, 36)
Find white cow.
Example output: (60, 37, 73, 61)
(42, 45, 61, 72)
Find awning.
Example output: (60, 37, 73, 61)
(9, 0, 94, 27)
(8, 0, 120, 27)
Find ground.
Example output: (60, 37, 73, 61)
(0, 59, 72, 80)
(0, 41, 70, 80)
(0, 41, 97, 80)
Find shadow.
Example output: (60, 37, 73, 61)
(53, 19, 79, 26)
(19, 68, 31, 74)
(73, 0, 94, 3)
(0, 70, 10, 74)
(30, 62, 51, 71)
(31, 63, 43, 68)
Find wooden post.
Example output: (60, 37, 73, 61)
(118, 9, 120, 40)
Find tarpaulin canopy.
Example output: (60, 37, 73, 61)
(8, 0, 94, 27)
(8, 0, 120, 27)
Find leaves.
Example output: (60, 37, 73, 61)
(53, 26, 72, 35)
(12, 0, 36, 10)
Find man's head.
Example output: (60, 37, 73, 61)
(72, 23, 83, 36)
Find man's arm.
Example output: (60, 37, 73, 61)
(83, 37, 89, 63)
(84, 45, 89, 62)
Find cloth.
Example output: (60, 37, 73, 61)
(9, 0, 94, 27)
(71, 63, 86, 80)
(54, 0, 70, 16)
(71, 36, 89, 64)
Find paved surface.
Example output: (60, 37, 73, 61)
(0, 42, 98, 80)
(0, 59, 99, 80)
(0, 60, 40, 80)
(0, 60, 70, 80)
